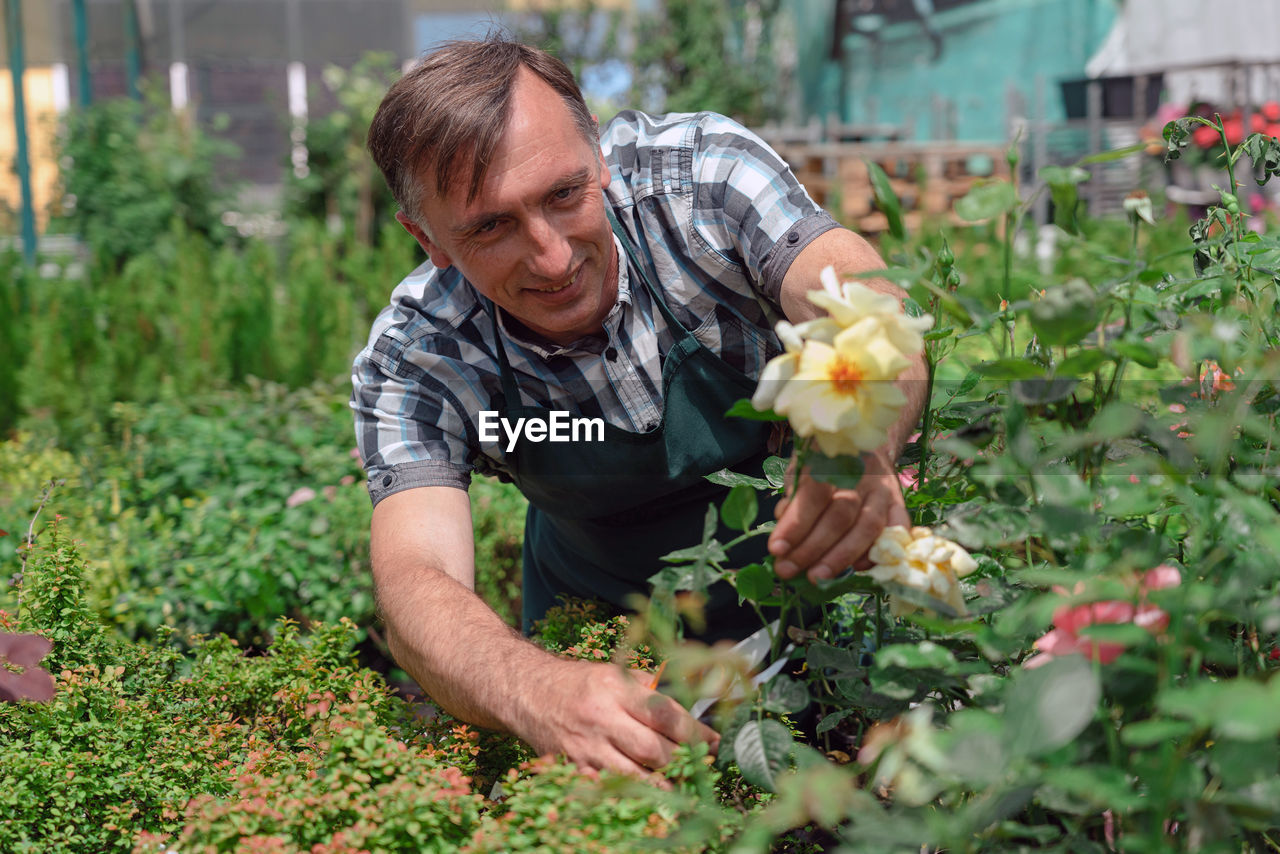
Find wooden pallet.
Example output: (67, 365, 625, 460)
(780, 141, 1012, 233)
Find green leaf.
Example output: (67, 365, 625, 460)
(1240, 132, 1280, 184)
(1158, 678, 1280, 741)
(1039, 166, 1089, 235)
(649, 561, 719, 594)
(763, 455, 788, 489)
(1056, 349, 1109, 377)
(733, 563, 775, 604)
(705, 468, 769, 490)
(875, 641, 961, 674)
(733, 718, 796, 792)
(720, 484, 759, 532)
(1029, 280, 1099, 347)
(1120, 718, 1198, 747)
(1110, 340, 1161, 369)
(807, 453, 864, 489)
(1004, 654, 1100, 757)
(762, 674, 810, 714)
(1077, 142, 1148, 164)
(973, 359, 1046, 379)
(923, 327, 956, 342)
(955, 369, 982, 396)
(725, 398, 787, 421)
(1038, 165, 1091, 186)
(867, 160, 905, 240)
(816, 708, 854, 735)
(791, 572, 879, 604)
(807, 642, 866, 677)
(955, 180, 1019, 222)
(1011, 375, 1079, 405)
(1042, 765, 1143, 810)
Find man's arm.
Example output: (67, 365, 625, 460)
(767, 227, 928, 580)
(371, 486, 719, 775)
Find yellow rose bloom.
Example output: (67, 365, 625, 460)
(769, 319, 911, 458)
(810, 266, 933, 356)
(750, 267, 928, 458)
(866, 525, 979, 617)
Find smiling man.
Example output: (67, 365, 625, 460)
(352, 37, 926, 777)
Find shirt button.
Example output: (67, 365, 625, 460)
(605, 347, 618, 362)
(381, 474, 393, 487)
(786, 231, 800, 245)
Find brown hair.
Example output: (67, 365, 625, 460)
(367, 37, 596, 224)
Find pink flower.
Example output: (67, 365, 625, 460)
(286, 487, 317, 508)
(1025, 565, 1180, 668)
(1141, 564, 1182, 591)
(349, 447, 362, 461)
(897, 466, 919, 491)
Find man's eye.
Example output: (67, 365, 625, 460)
(475, 220, 499, 235)
(552, 185, 578, 202)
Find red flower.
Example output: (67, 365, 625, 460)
(1025, 565, 1180, 669)
(1192, 124, 1220, 149)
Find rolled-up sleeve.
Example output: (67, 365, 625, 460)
(351, 322, 481, 505)
(691, 116, 839, 305)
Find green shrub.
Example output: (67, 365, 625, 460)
(56, 97, 234, 269)
(2, 378, 527, 653)
(1, 522, 738, 853)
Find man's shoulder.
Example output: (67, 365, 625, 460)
(361, 261, 489, 369)
(599, 109, 755, 158)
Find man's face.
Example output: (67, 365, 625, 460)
(399, 68, 617, 345)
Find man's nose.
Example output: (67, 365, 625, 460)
(523, 215, 573, 280)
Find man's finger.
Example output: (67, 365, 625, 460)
(770, 478, 837, 577)
(805, 482, 895, 579)
(780, 490, 864, 578)
(628, 688, 719, 751)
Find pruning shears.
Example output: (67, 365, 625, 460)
(686, 620, 795, 722)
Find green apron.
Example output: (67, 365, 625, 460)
(489, 210, 784, 642)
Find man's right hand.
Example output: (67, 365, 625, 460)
(371, 486, 717, 780)
(511, 657, 720, 778)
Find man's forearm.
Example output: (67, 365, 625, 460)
(375, 560, 554, 733)
(881, 353, 929, 463)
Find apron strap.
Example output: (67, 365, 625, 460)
(604, 204, 696, 339)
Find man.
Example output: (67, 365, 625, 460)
(352, 38, 926, 778)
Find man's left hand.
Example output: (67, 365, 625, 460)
(767, 449, 909, 582)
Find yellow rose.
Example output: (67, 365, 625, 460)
(751, 267, 928, 458)
(768, 319, 911, 457)
(867, 525, 979, 616)
(809, 266, 933, 356)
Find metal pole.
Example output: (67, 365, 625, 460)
(72, 0, 92, 105)
(124, 0, 141, 100)
(5, 0, 38, 264)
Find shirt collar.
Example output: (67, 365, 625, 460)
(495, 233, 631, 359)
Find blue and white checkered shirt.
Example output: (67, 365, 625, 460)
(351, 110, 839, 505)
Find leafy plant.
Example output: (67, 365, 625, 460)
(55, 95, 235, 269)
(640, 121, 1280, 851)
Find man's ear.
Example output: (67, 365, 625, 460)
(596, 146, 611, 191)
(396, 211, 453, 270)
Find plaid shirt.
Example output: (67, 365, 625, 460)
(351, 110, 838, 505)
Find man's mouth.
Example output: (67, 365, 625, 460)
(527, 265, 581, 295)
